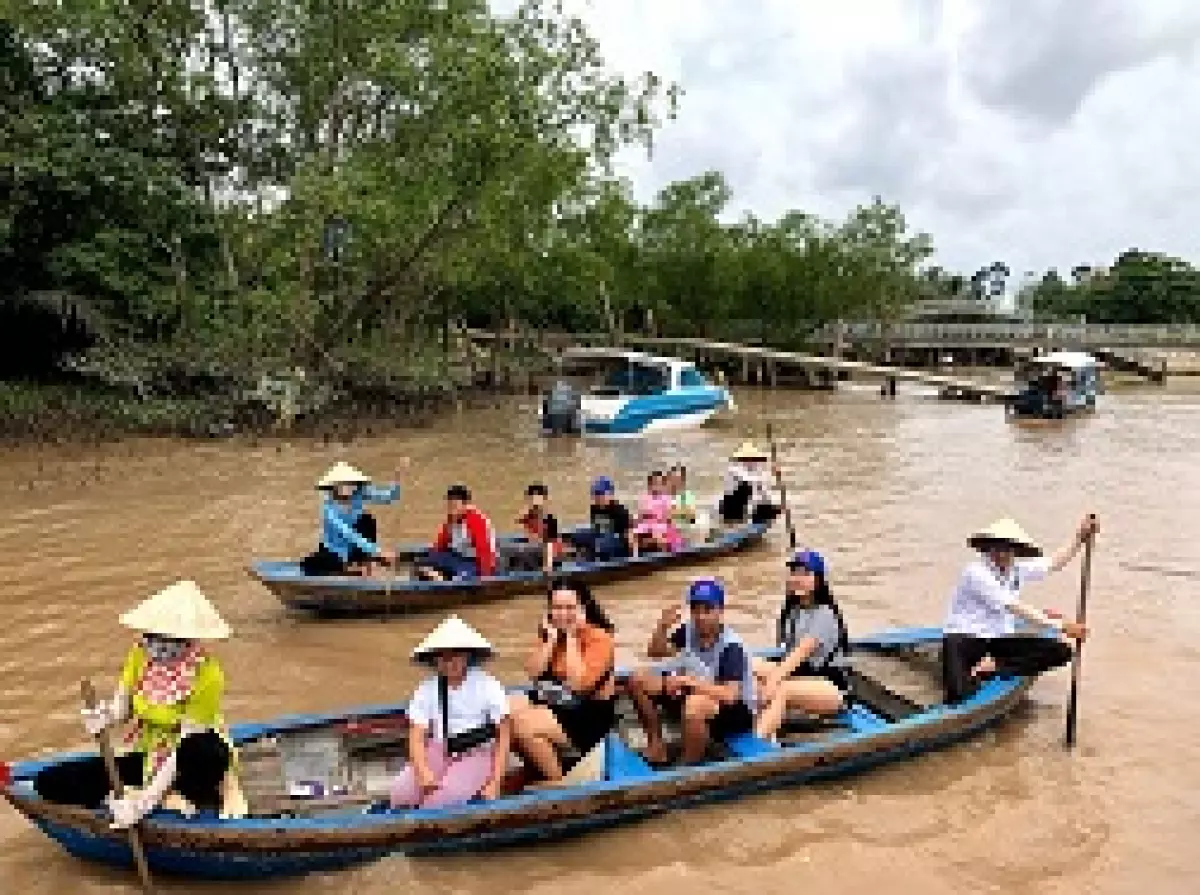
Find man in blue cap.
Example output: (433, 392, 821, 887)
(626, 577, 755, 764)
(566, 476, 632, 562)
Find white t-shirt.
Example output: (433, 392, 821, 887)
(407, 666, 509, 740)
(722, 462, 773, 503)
(943, 557, 1051, 637)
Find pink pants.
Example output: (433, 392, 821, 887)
(388, 740, 496, 810)
(633, 521, 684, 551)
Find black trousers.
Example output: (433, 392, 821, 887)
(34, 731, 232, 810)
(942, 634, 1073, 704)
(301, 513, 378, 575)
(718, 483, 781, 525)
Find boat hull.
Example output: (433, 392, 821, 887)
(3, 629, 1031, 880)
(250, 523, 769, 616)
(579, 388, 733, 437)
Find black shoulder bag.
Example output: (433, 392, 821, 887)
(530, 662, 615, 709)
(438, 675, 498, 757)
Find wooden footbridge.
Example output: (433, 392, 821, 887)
(466, 330, 1016, 403)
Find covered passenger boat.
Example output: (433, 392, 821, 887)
(1007, 351, 1101, 420)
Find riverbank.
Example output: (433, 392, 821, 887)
(0, 332, 556, 446)
(0, 376, 536, 447)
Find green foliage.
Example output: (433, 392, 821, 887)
(1022, 250, 1200, 324)
(4, 0, 951, 401)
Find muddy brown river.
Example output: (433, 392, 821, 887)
(1, 382, 1198, 893)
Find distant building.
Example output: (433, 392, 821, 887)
(904, 297, 1030, 324)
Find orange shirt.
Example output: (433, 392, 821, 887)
(544, 624, 615, 701)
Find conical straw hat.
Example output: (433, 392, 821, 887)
(967, 518, 1042, 558)
(119, 580, 232, 641)
(731, 441, 769, 461)
(317, 461, 371, 490)
(411, 616, 493, 664)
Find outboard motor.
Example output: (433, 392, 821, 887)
(541, 380, 582, 435)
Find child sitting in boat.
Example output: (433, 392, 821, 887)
(34, 581, 248, 827)
(508, 578, 617, 783)
(567, 476, 633, 562)
(626, 578, 755, 765)
(389, 616, 511, 809)
(301, 462, 401, 577)
(668, 464, 708, 543)
(508, 483, 563, 574)
(753, 550, 852, 741)
(415, 485, 498, 581)
(631, 471, 684, 555)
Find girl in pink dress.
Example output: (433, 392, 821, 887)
(631, 471, 684, 554)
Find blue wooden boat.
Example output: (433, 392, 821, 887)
(248, 522, 769, 616)
(1, 628, 1031, 881)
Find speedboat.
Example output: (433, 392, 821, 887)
(540, 347, 735, 437)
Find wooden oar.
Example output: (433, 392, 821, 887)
(765, 423, 797, 550)
(81, 679, 154, 892)
(1064, 517, 1096, 749)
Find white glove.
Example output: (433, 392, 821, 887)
(81, 691, 128, 737)
(106, 789, 150, 830)
(81, 703, 113, 737)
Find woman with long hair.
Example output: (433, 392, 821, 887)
(753, 549, 851, 740)
(508, 577, 617, 782)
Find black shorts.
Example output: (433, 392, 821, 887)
(658, 695, 754, 740)
(549, 698, 616, 758)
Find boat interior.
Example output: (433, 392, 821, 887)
(231, 641, 948, 820)
(556, 353, 675, 398)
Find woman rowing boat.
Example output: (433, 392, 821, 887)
(942, 516, 1094, 703)
(718, 442, 781, 526)
(34, 580, 247, 827)
(301, 462, 401, 577)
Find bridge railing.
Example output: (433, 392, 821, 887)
(826, 322, 1200, 346)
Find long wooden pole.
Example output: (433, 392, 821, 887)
(765, 423, 797, 551)
(1064, 517, 1095, 748)
(81, 679, 154, 892)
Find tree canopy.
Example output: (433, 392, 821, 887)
(3, 3, 1195, 394)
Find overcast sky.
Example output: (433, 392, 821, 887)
(555, 0, 1200, 279)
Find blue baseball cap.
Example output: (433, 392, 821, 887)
(590, 476, 615, 496)
(787, 549, 826, 577)
(687, 578, 725, 608)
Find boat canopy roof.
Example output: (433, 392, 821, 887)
(557, 346, 696, 372)
(1026, 351, 1099, 369)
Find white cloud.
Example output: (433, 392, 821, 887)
(555, 0, 1200, 276)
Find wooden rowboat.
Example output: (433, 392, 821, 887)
(247, 522, 770, 616)
(2, 627, 1031, 881)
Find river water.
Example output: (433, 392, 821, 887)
(1, 381, 1198, 893)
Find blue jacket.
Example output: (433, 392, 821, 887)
(321, 484, 400, 559)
